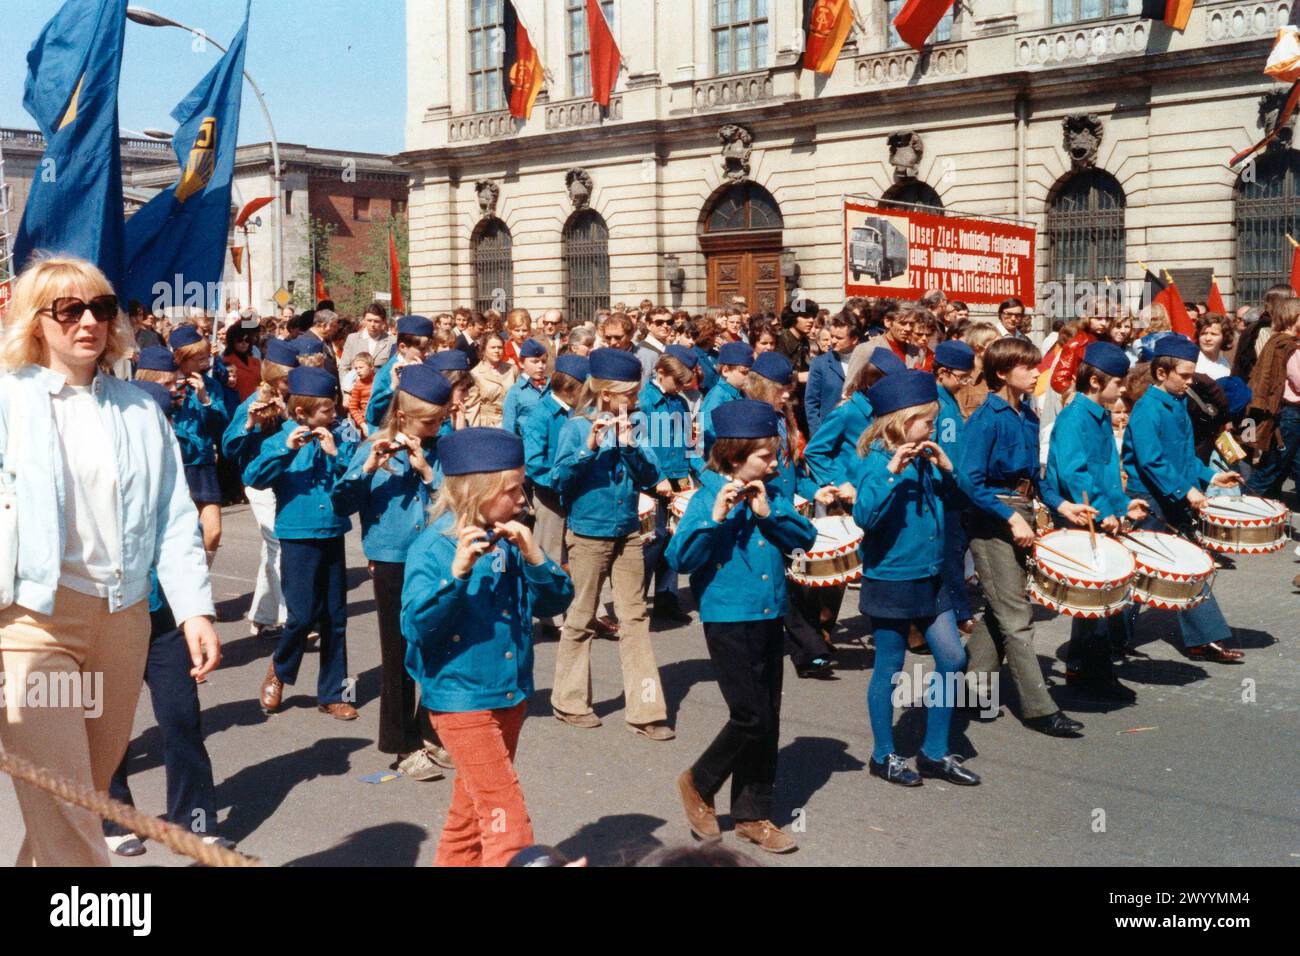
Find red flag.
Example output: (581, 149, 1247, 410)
(1288, 242, 1300, 291)
(503, 1, 544, 120)
(1159, 275, 1193, 338)
(235, 196, 275, 229)
(1231, 79, 1300, 166)
(1207, 276, 1226, 313)
(586, 0, 620, 107)
(230, 245, 243, 274)
(893, 0, 957, 52)
(315, 271, 328, 302)
(388, 230, 405, 315)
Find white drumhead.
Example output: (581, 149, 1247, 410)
(638, 493, 656, 518)
(1122, 531, 1213, 575)
(1201, 495, 1286, 521)
(807, 515, 862, 555)
(1037, 530, 1134, 581)
(671, 488, 697, 518)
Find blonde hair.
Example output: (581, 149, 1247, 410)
(135, 368, 176, 385)
(0, 254, 134, 371)
(426, 468, 515, 529)
(857, 401, 940, 456)
(506, 308, 532, 332)
(172, 338, 210, 370)
(374, 388, 448, 442)
(743, 371, 799, 461)
(576, 376, 639, 417)
(963, 322, 1001, 353)
(297, 352, 327, 369)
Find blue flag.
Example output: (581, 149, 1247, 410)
(13, 0, 127, 288)
(122, 2, 251, 313)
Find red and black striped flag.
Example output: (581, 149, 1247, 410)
(502, 1, 543, 120)
(1141, 0, 1194, 32)
(893, 0, 956, 52)
(801, 0, 852, 74)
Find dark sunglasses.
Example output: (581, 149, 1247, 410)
(41, 295, 119, 325)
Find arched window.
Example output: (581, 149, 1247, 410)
(563, 209, 610, 325)
(704, 181, 783, 234)
(1046, 169, 1126, 311)
(472, 217, 513, 313)
(1235, 150, 1300, 307)
(880, 179, 944, 212)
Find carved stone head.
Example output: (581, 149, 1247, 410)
(887, 130, 924, 181)
(1063, 114, 1103, 170)
(565, 168, 593, 210)
(718, 124, 753, 183)
(1259, 90, 1295, 151)
(475, 180, 499, 218)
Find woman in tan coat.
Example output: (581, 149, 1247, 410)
(467, 332, 518, 427)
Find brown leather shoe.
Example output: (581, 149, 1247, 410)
(626, 721, 675, 741)
(594, 615, 620, 638)
(734, 819, 797, 854)
(318, 702, 359, 720)
(1186, 641, 1245, 664)
(553, 709, 602, 728)
(677, 769, 720, 840)
(259, 663, 283, 713)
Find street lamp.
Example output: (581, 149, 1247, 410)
(126, 5, 284, 296)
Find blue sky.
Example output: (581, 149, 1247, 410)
(2, 0, 407, 155)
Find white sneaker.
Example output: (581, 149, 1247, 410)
(105, 834, 146, 857)
(396, 750, 446, 782)
(200, 834, 236, 850)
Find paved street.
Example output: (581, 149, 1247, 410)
(2, 504, 1298, 867)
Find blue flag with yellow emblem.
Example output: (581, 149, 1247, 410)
(122, 2, 251, 312)
(13, 0, 128, 287)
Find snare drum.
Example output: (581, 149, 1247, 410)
(1027, 530, 1134, 618)
(637, 494, 657, 544)
(793, 495, 811, 518)
(785, 516, 863, 588)
(668, 487, 697, 534)
(1195, 495, 1290, 554)
(1116, 531, 1214, 610)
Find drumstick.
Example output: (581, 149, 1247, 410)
(1033, 538, 1096, 573)
(1082, 492, 1099, 561)
(1116, 531, 1175, 562)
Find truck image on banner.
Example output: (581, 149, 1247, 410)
(842, 198, 1036, 306)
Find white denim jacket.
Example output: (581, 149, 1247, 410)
(0, 364, 215, 623)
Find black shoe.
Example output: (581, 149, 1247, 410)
(796, 658, 836, 679)
(1066, 672, 1137, 703)
(652, 593, 691, 625)
(868, 753, 922, 787)
(915, 752, 981, 786)
(1025, 710, 1085, 737)
(536, 623, 561, 641)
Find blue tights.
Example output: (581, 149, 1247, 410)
(868, 610, 967, 763)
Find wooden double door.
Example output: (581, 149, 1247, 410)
(703, 232, 784, 314)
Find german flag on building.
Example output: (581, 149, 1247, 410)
(802, 0, 852, 74)
(503, 1, 543, 120)
(1141, 0, 1195, 32)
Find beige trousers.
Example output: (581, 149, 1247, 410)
(0, 587, 151, 866)
(552, 532, 667, 726)
(531, 488, 567, 628)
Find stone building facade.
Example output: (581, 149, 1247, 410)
(401, 0, 1300, 329)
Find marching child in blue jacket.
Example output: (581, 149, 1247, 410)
(366, 315, 435, 428)
(334, 365, 454, 779)
(1045, 342, 1151, 700)
(168, 325, 231, 564)
(854, 370, 980, 789)
(521, 354, 588, 636)
(551, 348, 675, 740)
(639, 344, 700, 625)
(667, 399, 816, 854)
(401, 428, 573, 866)
(932, 340, 977, 633)
(502, 338, 550, 437)
(698, 341, 753, 455)
(1121, 334, 1247, 664)
(426, 348, 474, 432)
(244, 366, 359, 719)
(804, 346, 904, 491)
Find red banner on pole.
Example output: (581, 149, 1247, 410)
(388, 230, 406, 315)
(843, 200, 1036, 306)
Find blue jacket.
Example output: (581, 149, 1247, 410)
(522, 393, 571, 492)
(698, 380, 741, 457)
(401, 511, 573, 712)
(553, 415, 663, 538)
(502, 376, 549, 437)
(805, 349, 849, 436)
(804, 391, 873, 487)
(666, 468, 816, 622)
(333, 438, 441, 562)
(853, 442, 955, 580)
(957, 393, 1064, 520)
(1122, 386, 1217, 503)
(243, 420, 357, 540)
(221, 392, 281, 472)
(365, 354, 401, 428)
(172, 374, 229, 467)
(0, 366, 214, 622)
(1046, 394, 1128, 522)
(771, 419, 820, 504)
(637, 381, 692, 481)
(935, 385, 965, 464)
(693, 346, 719, 394)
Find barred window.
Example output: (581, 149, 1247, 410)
(564, 210, 610, 325)
(567, 0, 616, 99)
(1235, 150, 1300, 308)
(1050, 0, 1127, 26)
(880, 179, 944, 212)
(472, 217, 513, 313)
(1046, 169, 1126, 313)
(887, 0, 951, 49)
(713, 0, 769, 76)
(468, 0, 504, 113)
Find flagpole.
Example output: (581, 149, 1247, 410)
(126, 7, 283, 301)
